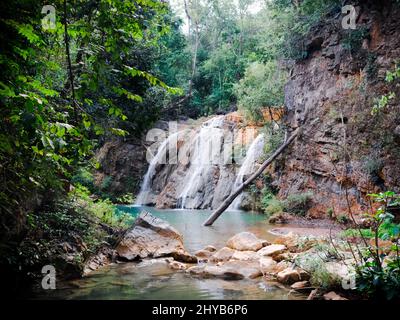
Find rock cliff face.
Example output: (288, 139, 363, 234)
(277, 1, 400, 218)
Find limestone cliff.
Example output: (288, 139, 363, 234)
(277, 0, 400, 218)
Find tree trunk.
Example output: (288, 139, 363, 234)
(63, 0, 78, 123)
(203, 128, 300, 226)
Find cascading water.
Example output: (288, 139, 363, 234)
(178, 116, 226, 209)
(134, 114, 267, 210)
(136, 132, 180, 206)
(229, 134, 265, 210)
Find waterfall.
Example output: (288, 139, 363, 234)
(134, 114, 267, 210)
(136, 132, 180, 206)
(229, 133, 265, 210)
(178, 116, 225, 209)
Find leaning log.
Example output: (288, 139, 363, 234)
(203, 128, 299, 226)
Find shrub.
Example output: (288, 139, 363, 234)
(71, 168, 96, 192)
(116, 193, 135, 204)
(337, 214, 351, 224)
(264, 198, 284, 216)
(341, 228, 374, 239)
(353, 191, 400, 300)
(69, 184, 133, 228)
(295, 248, 341, 289)
(262, 191, 314, 217)
(283, 192, 314, 216)
(4, 200, 110, 282)
(327, 207, 334, 218)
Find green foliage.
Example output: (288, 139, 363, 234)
(115, 193, 135, 205)
(342, 27, 370, 53)
(357, 255, 400, 300)
(71, 168, 96, 192)
(337, 213, 351, 224)
(256, 0, 341, 61)
(235, 61, 286, 121)
(341, 228, 375, 239)
(263, 198, 284, 216)
(372, 64, 400, 115)
(69, 184, 133, 228)
(262, 123, 285, 156)
(0, 0, 182, 237)
(354, 192, 400, 300)
(262, 191, 314, 217)
(295, 245, 342, 289)
(2, 200, 108, 280)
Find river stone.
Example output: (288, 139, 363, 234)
(257, 244, 286, 258)
(259, 256, 278, 274)
(226, 232, 264, 251)
(231, 250, 260, 261)
(323, 291, 348, 300)
(210, 247, 235, 262)
(168, 261, 188, 271)
(203, 265, 245, 280)
(195, 249, 213, 259)
(291, 281, 311, 291)
(116, 211, 197, 263)
(324, 261, 352, 282)
(277, 268, 301, 285)
(187, 265, 206, 276)
(275, 261, 291, 273)
(203, 261, 262, 280)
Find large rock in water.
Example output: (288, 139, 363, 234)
(116, 212, 197, 263)
(226, 232, 265, 251)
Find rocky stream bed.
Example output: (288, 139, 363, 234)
(35, 210, 355, 300)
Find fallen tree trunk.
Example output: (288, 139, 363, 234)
(203, 128, 300, 226)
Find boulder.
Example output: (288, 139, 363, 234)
(261, 240, 271, 247)
(203, 265, 245, 280)
(204, 261, 262, 280)
(168, 261, 188, 271)
(298, 269, 311, 281)
(275, 261, 291, 273)
(83, 246, 116, 275)
(274, 232, 299, 252)
(187, 265, 206, 276)
(325, 261, 352, 281)
(307, 289, 321, 300)
(323, 291, 348, 300)
(116, 211, 197, 263)
(277, 268, 301, 285)
(171, 251, 198, 263)
(274, 252, 297, 262)
(259, 256, 278, 274)
(187, 261, 262, 280)
(268, 212, 292, 224)
(210, 247, 235, 262)
(231, 250, 260, 261)
(226, 232, 265, 251)
(291, 281, 312, 293)
(257, 244, 286, 258)
(195, 249, 213, 260)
